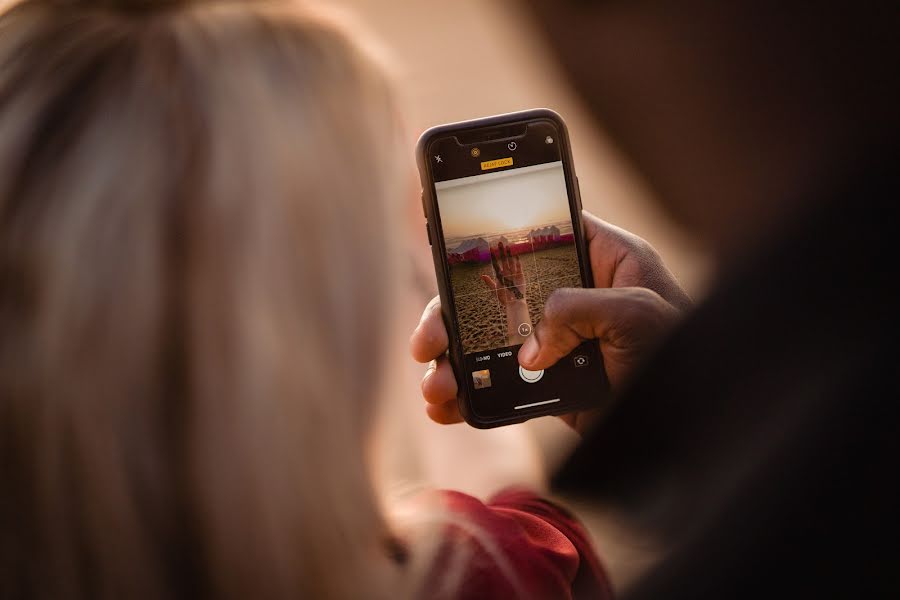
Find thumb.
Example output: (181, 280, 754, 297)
(517, 286, 675, 371)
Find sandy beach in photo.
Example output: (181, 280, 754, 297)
(451, 243, 581, 354)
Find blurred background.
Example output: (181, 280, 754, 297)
(0, 0, 713, 588)
(0, 0, 715, 495)
(342, 0, 711, 522)
(334, 0, 710, 290)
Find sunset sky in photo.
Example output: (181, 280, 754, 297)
(435, 162, 572, 240)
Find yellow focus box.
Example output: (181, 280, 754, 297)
(480, 157, 513, 171)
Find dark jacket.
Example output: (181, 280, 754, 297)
(555, 152, 900, 598)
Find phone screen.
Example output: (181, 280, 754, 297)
(428, 118, 608, 422)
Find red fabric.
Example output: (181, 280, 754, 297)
(411, 488, 614, 600)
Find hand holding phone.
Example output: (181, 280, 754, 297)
(415, 109, 691, 428)
(417, 109, 603, 427)
(410, 129, 691, 432)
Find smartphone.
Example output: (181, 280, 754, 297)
(417, 108, 610, 428)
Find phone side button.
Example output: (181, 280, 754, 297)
(421, 190, 427, 218)
(425, 222, 433, 246)
(575, 176, 583, 210)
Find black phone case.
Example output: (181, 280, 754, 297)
(416, 108, 596, 428)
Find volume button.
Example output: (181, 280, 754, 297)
(426, 222, 433, 246)
(420, 189, 427, 218)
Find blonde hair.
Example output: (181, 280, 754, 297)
(0, 0, 408, 597)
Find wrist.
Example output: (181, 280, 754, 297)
(504, 298, 529, 321)
(505, 300, 532, 343)
(505, 298, 527, 310)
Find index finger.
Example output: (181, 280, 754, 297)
(409, 295, 450, 363)
(581, 210, 692, 311)
(582, 210, 646, 255)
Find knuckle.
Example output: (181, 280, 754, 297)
(633, 286, 662, 304)
(626, 287, 675, 330)
(542, 288, 570, 322)
(618, 287, 658, 319)
(624, 235, 665, 274)
(627, 233, 658, 259)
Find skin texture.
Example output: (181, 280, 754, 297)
(410, 210, 691, 435)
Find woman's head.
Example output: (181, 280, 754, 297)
(0, 0, 405, 597)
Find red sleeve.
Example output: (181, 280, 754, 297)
(413, 488, 614, 600)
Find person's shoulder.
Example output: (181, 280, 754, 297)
(404, 488, 613, 600)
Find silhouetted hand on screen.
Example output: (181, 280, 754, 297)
(481, 241, 526, 305)
(482, 241, 532, 345)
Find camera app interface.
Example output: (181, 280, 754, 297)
(430, 120, 607, 420)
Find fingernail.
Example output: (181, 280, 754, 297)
(421, 361, 436, 392)
(518, 339, 537, 365)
